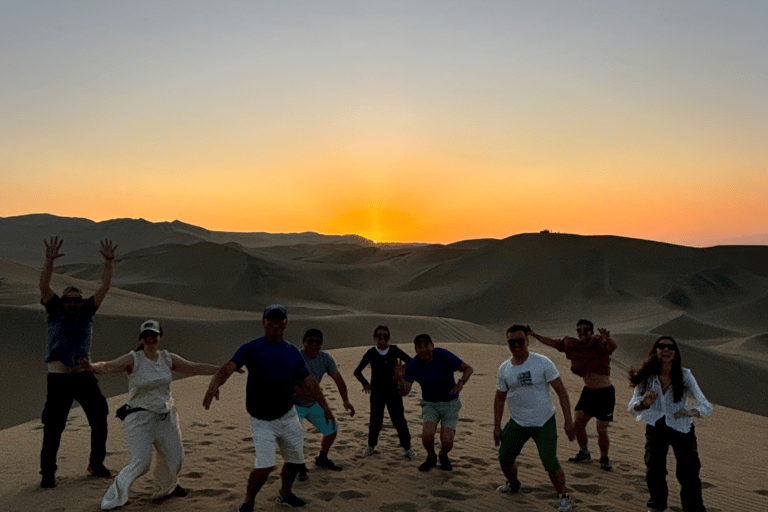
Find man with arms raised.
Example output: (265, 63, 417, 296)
(494, 325, 576, 512)
(294, 328, 355, 480)
(39, 236, 117, 488)
(528, 319, 617, 470)
(203, 305, 334, 510)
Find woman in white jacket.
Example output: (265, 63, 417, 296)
(83, 320, 219, 510)
(628, 336, 712, 512)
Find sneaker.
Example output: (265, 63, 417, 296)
(169, 484, 188, 497)
(568, 449, 591, 463)
(418, 455, 437, 472)
(40, 473, 56, 489)
(314, 457, 342, 471)
(362, 445, 375, 457)
(87, 463, 112, 478)
(557, 493, 573, 512)
(599, 455, 613, 471)
(275, 491, 307, 507)
(404, 447, 417, 459)
(496, 480, 521, 494)
(297, 468, 308, 482)
(238, 501, 255, 512)
(438, 453, 452, 471)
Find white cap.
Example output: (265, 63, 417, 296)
(139, 320, 161, 334)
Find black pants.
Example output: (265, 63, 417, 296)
(368, 386, 411, 450)
(644, 417, 706, 512)
(40, 372, 109, 475)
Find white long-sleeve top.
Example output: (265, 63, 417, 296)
(628, 368, 713, 433)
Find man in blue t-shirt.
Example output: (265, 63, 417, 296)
(203, 305, 334, 511)
(396, 334, 473, 472)
(38, 236, 116, 488)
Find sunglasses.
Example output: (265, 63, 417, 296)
(576, 328, 591, 334)
(375, 333, 390, 339)
(62, 297, 84, 304)
(507, 337, 526, 346)
(305, 338, 323, 346)
(657, 343, 676, 351)
(140, 331, 159, 339)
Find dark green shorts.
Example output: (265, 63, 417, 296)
(498, 415, 561, 472)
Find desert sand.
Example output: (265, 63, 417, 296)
(1, 215, 768, 511)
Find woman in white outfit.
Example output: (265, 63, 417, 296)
(83, 320, 219, 510)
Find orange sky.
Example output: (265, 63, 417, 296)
(2, 1, 766, 246)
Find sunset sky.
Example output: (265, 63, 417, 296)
(2, 1, 766, 245)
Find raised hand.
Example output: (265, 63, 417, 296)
(100, 239, 117, 261)
(598, 328, 611, 339)
(44, 237, 65, 262)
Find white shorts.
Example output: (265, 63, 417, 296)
(249, 406, 305, 469)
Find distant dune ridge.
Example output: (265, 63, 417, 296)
(1, 214, 768, 511)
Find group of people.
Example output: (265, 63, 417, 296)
(38, 237, 713, 512)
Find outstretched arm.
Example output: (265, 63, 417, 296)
(203, 361, 238, 409)
(79, 353, 134, 374)
(329, 371, 355, 417)
(93, 239, 116, 307)
(549, 377, 575, 441)
(526, 326, 562, 349)
(170, 354, 221, 376)
(40, 237, 65, 304)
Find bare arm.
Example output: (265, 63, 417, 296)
(449, 362, 474, 394)
(526, 326, 562, 349)
(93, 239, 117, 307)
(301, 375, 336, 422)
(40, 237, 64, 303)
(493, 389, 507, 447)
(79, 353, 134, 375)
(549, 377, 575, 441)
(203, 361, 238, 409)
(329, 371, 355, 417)
(170, 354, 220, 376)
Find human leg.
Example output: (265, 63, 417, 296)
(385, 388, 412, 450)
(101, 413, 155, 510)
(498, 419, 531, 489)
(671, 426, 706, 512)
(531, 416, 565, 494)
(421, 422, 437, 456)
(367, 392, 386, 448)
(573, 409, 591, 452)
(74, 372, 110, 471)
(40, 374, 74, 479)
(152, 410, 185, 498)
(645, 420, 672, 512)
(274, 407, 307, 503)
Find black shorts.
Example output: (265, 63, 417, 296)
(574, 385, 615, 422)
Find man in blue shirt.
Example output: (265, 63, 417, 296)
(38, 236, 116, 488)
(396, 334, 473, 472)
(203, 305, 334, 510)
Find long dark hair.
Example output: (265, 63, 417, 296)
(629, 336, 685, 402)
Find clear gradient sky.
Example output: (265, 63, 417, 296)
(2, 1, 766, 245)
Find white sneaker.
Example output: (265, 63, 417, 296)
(404, 448, 417, 459)
(362, 445, 375, 457)
(558, 493, 573, 512)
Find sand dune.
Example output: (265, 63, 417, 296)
(2, 214, 768, 509)
(1, 343, 767, 512)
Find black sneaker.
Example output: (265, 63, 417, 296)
(238, 501, 255, 512)
(568, 449, 591, 463)
(418, 455, 438, 472)
(169, 484, 188, 497)
(599, 455, 613, 471)
(438, 453, 452, 471)
(40, 473, 56, 488)
(87, 463, 112, 478)
(496, 480, 522, 493)
(314, 457, 342, 471)
(297, 468, 308, 482)
(275, 491, 307, 507)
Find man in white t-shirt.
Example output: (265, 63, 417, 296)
(493, 325, 576, 512)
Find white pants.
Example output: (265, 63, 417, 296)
(101, 409, 183, 510)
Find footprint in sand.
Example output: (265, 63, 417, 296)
(572, 471, 592, 479)
(194, 488, 229, 497)
(429, 489, 473, 501)
(378, 501, 419, 512)
(221, 425, 236, 430)
(339, 490, 370, 500)
(457, 418, 474, 423)
(198, 440, 214, 446)
(314, 490, 337, 501)
(756, 489, 768, 496)
(190, 421, 208, 427)
(571, 483, 603, 495)
(184, 471, 204, 479)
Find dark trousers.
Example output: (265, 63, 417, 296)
(40, 372, 109, 475)
(368, 386, 411, 450)
(644, 417, 706, 512)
